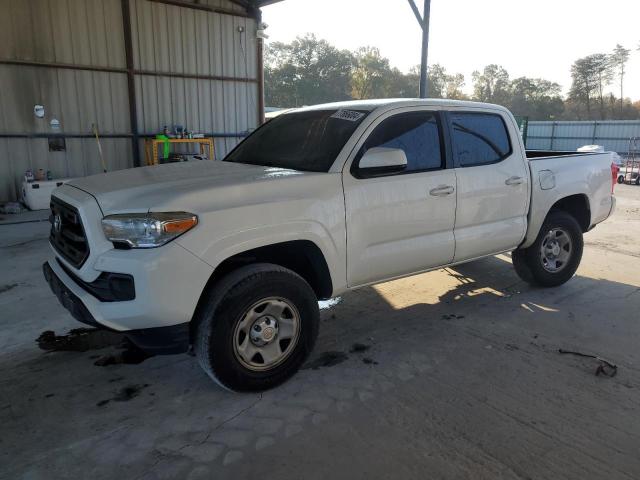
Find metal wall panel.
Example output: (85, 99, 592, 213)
(0, 0, 130, 201)
(0, 65, 129, 134)
(0, 137, 132, 201)
(526, 121, 640, 154)
(0, 0, 258, 201)
(130, 1, 256, 77)
(0, 0, 125, 67)
(0, 62, 131, 200)
(135, 75, 255, 158)
(130, 0, 258, 159)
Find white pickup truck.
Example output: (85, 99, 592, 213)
(43, 99, 617, 391)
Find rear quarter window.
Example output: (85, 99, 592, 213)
(450, 112, 511, 167)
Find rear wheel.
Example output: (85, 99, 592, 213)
(194, 263, 319, 392)
(512, 211, 583, 288)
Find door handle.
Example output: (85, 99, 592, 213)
(429, 185, 455, 196)
(505, 176, 524, 186)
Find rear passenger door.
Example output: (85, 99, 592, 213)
(343, 108, 457, 287)
(448, 110, 529, 262)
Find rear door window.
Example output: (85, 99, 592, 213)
(450, 112, 511, 167)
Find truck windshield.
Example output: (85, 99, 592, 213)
(224, 109, 369, 172)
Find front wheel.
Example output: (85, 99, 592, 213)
(194, 263, 319, 392)
(512, 211, 584, 288)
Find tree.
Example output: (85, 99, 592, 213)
(384, 64, 467, 99)
(445, 73, 467, 100)
(604, 95, 640, 120)
(264, 34, 354, 107)
(569, 56, 600, 119)
(510, 77, 564, 120)
(426, 64, 448, 98)
(591, 53, 615, 119)
(263, 36, 640, 120)
(611, 44, 631, 115)
(387, 66, 419, 98)
(425, 64, 468, 99)
(351, 47, 393, 99)
(471, 65, 511, 105)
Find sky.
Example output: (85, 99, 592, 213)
(262, 0, 640, 101)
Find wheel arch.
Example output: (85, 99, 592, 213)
(548, 194, 591, 232)
(209, 240, 333, 299)
(522, 192, 591, 248)
(189, 240, 333, 343)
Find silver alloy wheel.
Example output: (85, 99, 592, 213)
(233, 297, 300, 371)
(540, 228, 573, 273)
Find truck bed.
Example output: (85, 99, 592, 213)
(521, 151, 615, 249)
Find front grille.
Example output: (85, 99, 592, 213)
(49, 197, 90, 268)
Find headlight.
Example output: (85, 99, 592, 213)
(101, 212, 198, 248)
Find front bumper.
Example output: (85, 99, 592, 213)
(43, 262, 191, 355)
(44, 185, 214, 354)
(46, 239, 213, 332)
(43, 261, 100, 328)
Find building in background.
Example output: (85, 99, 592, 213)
(0, 0, 279, 202)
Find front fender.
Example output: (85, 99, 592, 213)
(178, 220, 347, 295)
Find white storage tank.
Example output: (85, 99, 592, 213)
(21, 178, 75, 211)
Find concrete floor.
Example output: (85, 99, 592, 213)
(1, 185, 639, 480)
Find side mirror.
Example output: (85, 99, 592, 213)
(359, 147, 408, 172)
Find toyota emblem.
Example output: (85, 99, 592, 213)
(53, 213, 62, 233)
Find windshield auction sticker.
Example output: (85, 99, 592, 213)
(331, 110, 366, 122)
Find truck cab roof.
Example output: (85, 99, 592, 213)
(292, 98, 510, 115)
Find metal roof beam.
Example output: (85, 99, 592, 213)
(227, 0, 251, 8)
(228, 0, 284, 7)
(406, 0, 424, 26)
(147, 0, 252, 17)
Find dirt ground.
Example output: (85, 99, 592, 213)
(1, 185, 639, 480)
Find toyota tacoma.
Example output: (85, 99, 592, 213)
(43, 99, 617, 391)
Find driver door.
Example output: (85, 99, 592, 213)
(343, 108, 457, 287)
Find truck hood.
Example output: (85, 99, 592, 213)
(68, 161, 311, 214)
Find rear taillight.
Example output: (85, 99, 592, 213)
(611, 163, 619, 193)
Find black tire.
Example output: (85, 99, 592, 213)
(512, 211, 583, 288)
(617, 175, 624, 184)
(635, 176, 640, 186)
(194, 263, 319, 392)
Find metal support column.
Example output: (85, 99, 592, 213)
(249, 3, 265, 125)
(121, 0, 141, 168)
(257, 37, 265, 124)
(407, 0, 431, 98)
